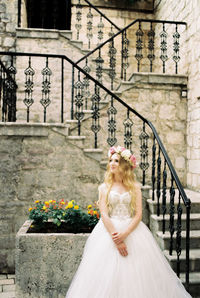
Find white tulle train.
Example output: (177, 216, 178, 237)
(66, 217, 192, 298)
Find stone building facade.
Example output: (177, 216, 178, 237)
(154, 0, 200, 192)
(0, 0, 199, 274)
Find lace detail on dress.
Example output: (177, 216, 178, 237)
(108, 190, 132, 220)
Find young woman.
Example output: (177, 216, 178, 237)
(66, 146, 192, 298)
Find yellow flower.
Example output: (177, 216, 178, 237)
(74, 205, 79, 210)
(49, 200, 53, 203)
(67, 202, 73, 208)
(71, 200, 75, 203)
(65, 206, 69, 209)
(35, 200, 40, 204)
(42, 206, 47, 210)
(88, 205, 92, 209)
(45, 201, 49, 206)
(60, 201, 65, 205)
(29, 207, 33, 212)
(93, 210, 97, 215)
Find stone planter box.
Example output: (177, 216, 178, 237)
(16, 220, 89, 298)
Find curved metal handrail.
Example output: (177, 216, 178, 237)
(81, 0, 120, 31)
(76, 18, 187, 65)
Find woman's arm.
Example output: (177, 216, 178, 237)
(98, 184, 128, 256)
(112, 183, 142, 245)
(98, 184, 117, 235)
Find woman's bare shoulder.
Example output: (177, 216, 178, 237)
(98, 183, 107, 193)
(134, 182, 142, 193)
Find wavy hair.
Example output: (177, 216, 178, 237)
(104, 153, 137, 213)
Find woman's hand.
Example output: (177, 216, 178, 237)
(116, 242, 128, 257)
(112, 231, 127, 245)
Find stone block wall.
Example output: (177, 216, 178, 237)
(0, 0, 17, 53)
(0, 123, 104, 272)
(154, 0, 200, 191)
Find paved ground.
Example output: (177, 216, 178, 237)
(0, 275, 15, 298)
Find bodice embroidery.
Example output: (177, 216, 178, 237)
(108, 190, 132, 220)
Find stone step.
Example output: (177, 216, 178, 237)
(83, 148, 103, 162)
(147, 188, 200, 214)
(180, 272, 200, 298)
(150, 213, 200, 232)
(164, 249, 200, 273)
(156, 230, 200, 250)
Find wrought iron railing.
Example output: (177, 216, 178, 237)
(75, 19, 187, 90)
(72, 0, 120, 49)
(0, 51, 191, 289)
(0, 59, 17, 122)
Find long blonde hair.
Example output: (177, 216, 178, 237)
(104, 153, 137, 213)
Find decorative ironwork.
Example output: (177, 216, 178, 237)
(147, 22, 155, 72)
(87, 7, 93, 49)
(135, 22, 143, 72)
(91, 85, 101, 148)
(95, 49, 104, 84)
(40, 57, 52, 123)
(173, 24, 180, 74)
(162, 159, 167, 233)
(24, 57, 35, 122)
(75, 0, 82, 40)
(108, 38, 117, 90)
(160, 23, 168, 73)
(83, 58, 91, 110)
(6, 57, 17, 122)
(97, 15, 104, 44)
(176, 193, 182, 277)
(107, 96, 117, 146)
(74, 71, 84, 135)
(123, 109, 133, 151)
(156, 147, 161, 216)
(121, 30, 129, 81)
(139, 122, 149, 185)
(152, 136, 156, 201)
(169, 177, 175, 255)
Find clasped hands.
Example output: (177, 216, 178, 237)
(111, 231, 128, 257)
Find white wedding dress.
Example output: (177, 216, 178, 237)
(66, 190, 192, 298)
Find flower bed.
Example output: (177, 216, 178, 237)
(28, 199, 100, 233)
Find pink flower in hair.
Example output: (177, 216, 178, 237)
(130, 155, 136, 168)
(110, 147, 116, 154)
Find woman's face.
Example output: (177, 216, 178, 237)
(109, 153, 120, 174)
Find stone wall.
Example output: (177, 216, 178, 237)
(0, 123, 104, 272)
(154, 0, 200, 191)
(0, 0, 17, 52)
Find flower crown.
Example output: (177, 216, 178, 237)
(108, 146, 136, 169)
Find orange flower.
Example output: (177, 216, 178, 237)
(45, 201, 49, 206)
(29, 207, 33, 212)
(74, 205, 79, 210)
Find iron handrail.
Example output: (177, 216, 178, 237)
(0, 60, 18, 89)
(76, 18, 187, 64)
(81, 0, 120, 31)
(0, 51, 190, 207)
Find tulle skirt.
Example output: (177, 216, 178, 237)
(66, 218, 192, 298)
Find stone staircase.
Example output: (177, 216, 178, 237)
(147, 189, 200, 297)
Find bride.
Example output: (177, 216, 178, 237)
(66, 146, 192, 298)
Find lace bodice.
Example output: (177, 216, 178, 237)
(108, 190, 132, 219)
